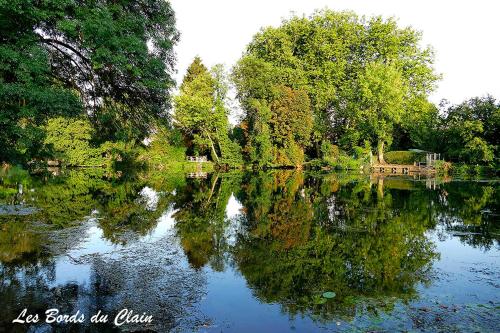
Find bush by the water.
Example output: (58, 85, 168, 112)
(44, 117, 135, 167)
(434, 160, 452, 175)
(143, 129, 214, 173)
(385, 151, 425, 164)
(319, 142, 371, 170)
(449, 163, 498, 178)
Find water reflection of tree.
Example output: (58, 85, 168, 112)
(233, 172, 438, 321)
(1, 167, 499, 327)
(0, 168, 176, 245)
(168, 171, 498, 322)
(172, 173, 242, 270)
(435, 182, 499, 250)
(97, 182, 172, 244)
(236, 171, 312, 249)
(0, 167, 207, 332)
(0, 219, 46, 264)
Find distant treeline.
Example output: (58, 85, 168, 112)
(0, 2, 497, 171)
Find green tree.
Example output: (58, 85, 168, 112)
(269, 86, 313, 166)
(174, 57, 219, 160)
(0, 1, 82, 162)
(233, 10, 439, 163)
(0, 0, 178, 163)
(439, 96, 498, 165)
(174, 58, 242, 166)
(358, 62, 405, 163)
(182, 56, 209, 86)
(232, 61, 313, 166)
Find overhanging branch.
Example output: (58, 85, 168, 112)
(40, 37, 91, 65)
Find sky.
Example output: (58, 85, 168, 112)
(169, 0, 500, 105)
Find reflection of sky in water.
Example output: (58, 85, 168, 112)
(138, 186, 160, 211)
(226, 194, 242, 219)
(52, 207, 179, 287)
(423, 230, 500, 305)
(148, 208, 177, 239)
(225, 193, 244, 246)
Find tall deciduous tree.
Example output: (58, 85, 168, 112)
(174, 58, 242, 165)
(0, 0, 178, 163)
(358, 62, 405, 163)
(233, 10, 439, 163)
(232, 59, 313, 166)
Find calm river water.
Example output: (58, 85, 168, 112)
(0, 168, 498, 332)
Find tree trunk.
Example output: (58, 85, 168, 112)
(207, 133, 220, 163)
(377, 140, 385, 164)
(204, 173, 219, 208)
(215, 128, 223, 159)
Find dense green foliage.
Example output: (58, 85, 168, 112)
(44, 117, 102, 166)
(1, 4, 496, 170)
(384, 151, 425, 165)
(43, 117, 140, 167)
(233, 10, 439, 166)
(1, 0, 178, 164)
(437, 96, 498, 165)
(386, 96, 499, 170)
(358, 62, 406, 162)
(174, 57, 242, 167)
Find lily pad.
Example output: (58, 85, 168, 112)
(322, 291, 336, 299)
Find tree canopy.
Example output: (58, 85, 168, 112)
(174, 57, 242, 166)
(1, 4, 496, 170)
(438, 96, 499, 164)
(233, 9, 439, 164)
(0, 0, 178, 163)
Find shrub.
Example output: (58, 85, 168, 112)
(321, 141, 340, 165)
(319, 143, 371, 170)
(451, 163, 470, 177)
(44, 117, 104, 166)
(385, 151, 425, 164)
(435, 160, 452, 175)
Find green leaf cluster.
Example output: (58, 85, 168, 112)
(437, 96, 498, 165)
(174, 58, 242, 167)
(233, 10, 439, 165)
(0, 0, 178, 164)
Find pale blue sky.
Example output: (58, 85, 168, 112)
(170, 0, 500, 105)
